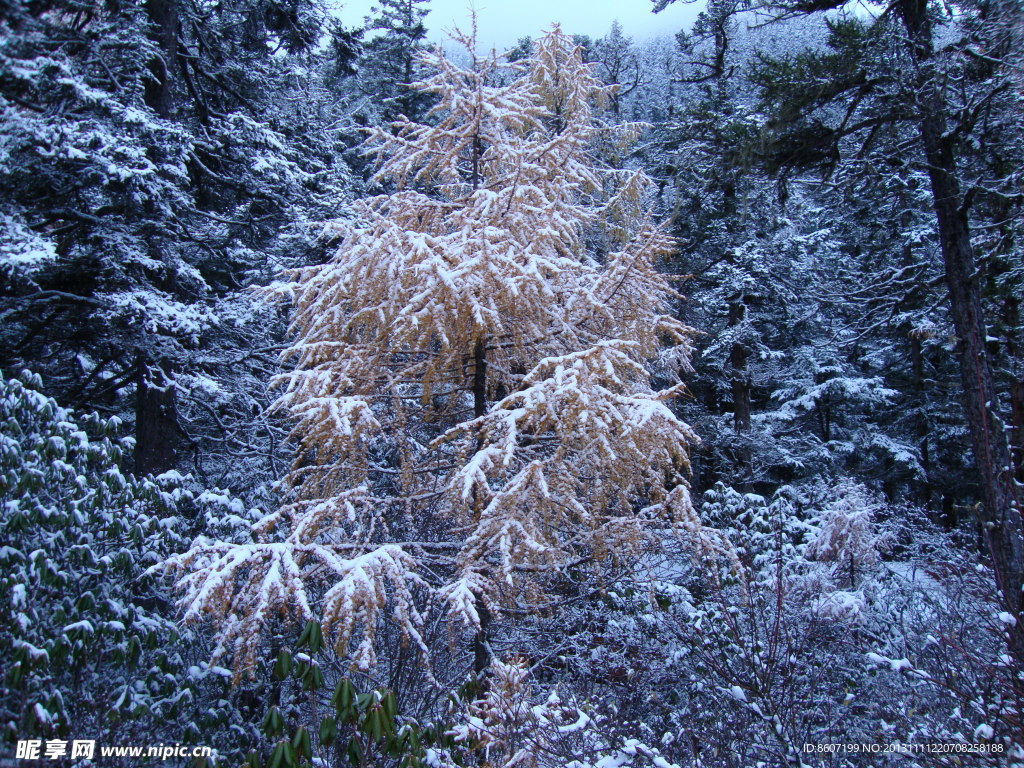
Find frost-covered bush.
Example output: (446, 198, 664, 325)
(0, 372, 247, 757)
(444, 657, 685, 768)
(659, 484, 856, 766)
(653, 482, 1022, 767)
(861, 516, 1024, 765)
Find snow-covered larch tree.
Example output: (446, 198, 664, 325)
(164, 26, 712, 676)
(806, 480, 891, 589)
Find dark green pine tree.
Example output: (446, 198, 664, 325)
(358, 0, 433, 122)
(0, 0, 350, 484)
(704, 0, 1024, 657)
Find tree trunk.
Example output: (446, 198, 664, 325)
(472, 600, 492, 678)
(1011, 378, 1024, 484)
(729, 295, 752, 490)
(1005, 298, 1024, 485)
(729, 296, 751, 434)
(135, 357, 178, 476)
(899, 0, 1024, 655)
(471, 338, 491, 677)
(143, 0, 178, 118)
(473, 339, 487, 422)
(909, 334, 932, 505)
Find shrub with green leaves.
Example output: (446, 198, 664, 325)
(0, 371, 235, 755)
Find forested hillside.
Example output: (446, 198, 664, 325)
(1, 0, 1022, 765)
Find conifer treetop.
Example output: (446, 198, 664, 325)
(165, 25, 715, 676)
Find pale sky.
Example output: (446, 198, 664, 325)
(334, 0, 705, 51)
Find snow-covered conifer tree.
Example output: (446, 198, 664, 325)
(166, 26, 711, 676)
(806, 480, 890, 588)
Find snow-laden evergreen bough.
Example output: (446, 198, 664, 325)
(0, 371, 244, 755)
(164, 27, 725, 677)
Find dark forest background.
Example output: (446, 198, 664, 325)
(2, 0, 1023, 764)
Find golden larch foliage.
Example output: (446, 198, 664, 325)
(162, 25, 723, 677)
